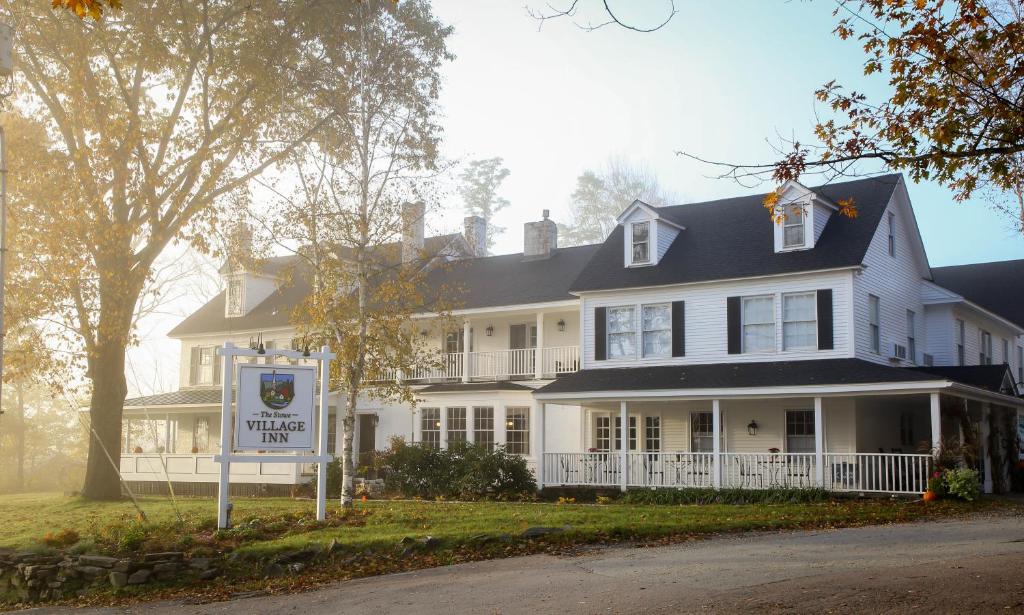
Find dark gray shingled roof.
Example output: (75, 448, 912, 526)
(570, 174, 903, 293)
(534, 358, 946, 396)
(931, 259, 1024, 328)
(124, 389, 223, 407)
(910, 364, 1019, 395)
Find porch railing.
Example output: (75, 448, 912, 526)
(368, 346, 580, 383)
(542, 452, 931, 495)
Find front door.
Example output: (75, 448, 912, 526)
(508, 324, 537, 377)
(357, 414, 377, 471)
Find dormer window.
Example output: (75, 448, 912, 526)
(631, 221, 650, 264)
(226, 276, 244, 317)
(783, 204, 805, 248)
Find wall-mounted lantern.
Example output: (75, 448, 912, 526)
(747, 420, 759, 436)
(557, 319, 566, 332)
(485, 325, 494, 337)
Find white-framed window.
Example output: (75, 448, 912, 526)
(473, 407, 494, 450)
(887, 212, 896, 257)
(786, 410, 815, 453)
(783, 203, 805, 248)
(444, 330, 465, 354)
(607, 306, 637, 359)
(446, 407, 466, 444)
(192, 346, 217, 385)
(899, 412, 915, 448)
(614, 415, 638, 451)
(868, 294, 881, 353)
(980, 330, 993, 365)
(630, 221, 650, 264)
(690, 411, 713, 452)
(327, 410, 337, 455)
(742, 295, 775, 353)
(420, 408, 440, 449)
(1017, 346, 1023, 384)
(906, 310, 916, 364)
(782, 292, 817, 350)
(644, 416, 661, 451)
(641, 303, 672, 358)
(226, 277, 244, 317)
(595, 415, 612, 452)
(192, 417, 210, 453)
(505, 407, 530, 455)
(1002, 338, 1010, 364)
(956, 319, 966, 366)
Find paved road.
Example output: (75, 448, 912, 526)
(22, 512, 1024, 614)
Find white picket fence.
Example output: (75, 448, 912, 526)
(542, 452, 932, 495)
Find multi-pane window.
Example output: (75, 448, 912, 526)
(631, 221, 650, 264)
(473, 407, 494, 450)
(980, 330, 993, 365)
(505, 407, 530, 455)
(956, 319, 966, 366)
(607, 306, 636, 359)
(444, 330, 465, 354)
(783, 204, 805, 248)
(906, 310, 916, 363)
(887, 212, 896, 256)
(447, 407, 467, 444)
(642, 304, 672, 358)
(327, 411, 337, 455)
(595, 416, 612, 451)
(192, 417, 210, 453)
(644, 416, 661, 451)
(614, 416, 638, 451)
(690, 411, 714, 452)
(226, 277, 243, 316)
(194, 346, 216, 385)
(742, 296, 775, 353)
(420, 408, 441, 449)
(786, 410, 815, 453)
(899, 412, 915, 448)
(782, 292, 816, 350)
(868, 294, 881, 353)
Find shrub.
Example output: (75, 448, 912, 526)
(375, 437, 536, 500)
(41, 528, 80, 548)
(927, 471, 948, 498)
(942, 468, 980, 501)
(622, 488, 830, 506)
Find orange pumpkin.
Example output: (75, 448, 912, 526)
(923, 489, 938, 502)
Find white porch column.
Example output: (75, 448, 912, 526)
(535, 312, 545, 379)
(619, 401, 628, 492)
(413, 407, 421, 444)
(536, 402, 546, 490)
(929, 392, 942, 457)
(440, 406, 449, 450)
(814, 397, 824, 487)
(462, 320, 471, 383)
(981, 402, 993, 494)
(466, 405, 475, 445)
(712, 399, 722, 489)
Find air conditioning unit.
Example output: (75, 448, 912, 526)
(891, 343, 908, 361)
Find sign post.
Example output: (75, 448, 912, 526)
(215, 342, 335, 529)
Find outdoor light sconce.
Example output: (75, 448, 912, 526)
(485, 324, 494, 337)
(557, 319, 566, 332)
(420, 329, 428, 337)
(372, 414, 380, 427)
(747, 420, 759, 436)
(250, 332, 266, 354)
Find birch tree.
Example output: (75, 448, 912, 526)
(6, 0, 329, 499)
(264, 0, 454, 508)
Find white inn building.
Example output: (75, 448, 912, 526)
(116, 174, 1024, 497)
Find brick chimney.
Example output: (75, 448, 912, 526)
(464, 215, 486, 257)
(401, 201, 425, 264)
(523, 209, 557, 260)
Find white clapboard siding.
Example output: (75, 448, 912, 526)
(580, 269, 854, 369)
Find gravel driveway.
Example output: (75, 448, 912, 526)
(18, 510, 1024, 614)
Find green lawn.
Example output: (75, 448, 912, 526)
(0, 491, 1000, 558)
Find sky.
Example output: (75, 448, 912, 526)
(124, 0, 1024, 397)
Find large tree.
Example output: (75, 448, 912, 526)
(458, 157, 510, 253)
(260, 0, 454, 508)
(7, 0, 328, 499)
(683, 0, 1024, 222)
(560, 157, 677, 246)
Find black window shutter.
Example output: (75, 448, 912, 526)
(189, 347, 200, 386)
(727, 296, 742, 354)
(817, 289, 834, 350)
(671, 301, 685, 357)
(213, 349, 222, 385)
(594, 307, 607, 361)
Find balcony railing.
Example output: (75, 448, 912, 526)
(369, 346, 579, 383)
(542, 452, 932, 495)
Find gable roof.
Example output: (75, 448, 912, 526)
(169, 242, 602, 337)
(910, 364, 1019, 397)
(931, 259, 1024, 328)
(570, 174, 903, 293)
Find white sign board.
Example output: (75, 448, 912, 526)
(234, 364, 316, 452)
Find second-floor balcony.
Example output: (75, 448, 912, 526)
(374, 345, 580, 383)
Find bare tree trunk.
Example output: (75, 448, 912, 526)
(81, 338, 129, 500)
(14, 382, 25, 492)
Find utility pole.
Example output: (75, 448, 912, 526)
(0, 22, 12, 418)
